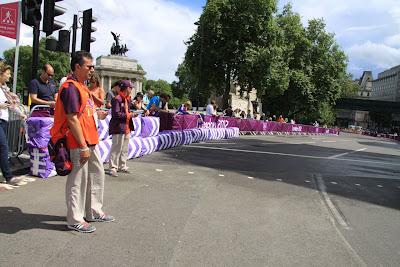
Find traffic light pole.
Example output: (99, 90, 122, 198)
(31, 23, 40, 79)
(71, 14, 77, 54)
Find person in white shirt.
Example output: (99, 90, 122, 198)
(206, 100, 216, 116)
(0, 62, 29, 189)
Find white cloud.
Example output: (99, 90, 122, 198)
(343, 25, 387, 33)
(0, 0, 201, 82)
(347, 41, 400, 69)
(384, 34, 400, 48)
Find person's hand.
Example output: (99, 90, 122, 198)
(0, 103, 10, 109)
(20, 114, 27, 120)
(96, 110, 108, 120)
(131, 112, 138, 118)
(79, 147, 91, 165)
(49, 101, 56, 108)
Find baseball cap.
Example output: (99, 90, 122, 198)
(119, 80, 133, 89)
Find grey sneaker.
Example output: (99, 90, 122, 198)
(67, 222, 96, 233)
(118, 168, 130, 173)
(86, 214, 115, 223)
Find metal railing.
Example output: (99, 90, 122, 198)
(6, 105, 27, 158)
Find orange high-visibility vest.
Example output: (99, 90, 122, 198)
(50, 79, 99, 149)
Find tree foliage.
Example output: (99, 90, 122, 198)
(144, 79, 173, 97)
(178, 1, 354, 124)
(2, 38, 70, 93)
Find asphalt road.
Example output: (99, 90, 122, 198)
(1, 133, 399, 266)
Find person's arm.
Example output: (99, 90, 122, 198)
(30, 93, 56, 108)
(66, 113, 90, 164)
(92, 91, 104, 107)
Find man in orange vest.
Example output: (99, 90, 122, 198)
(51, 51, 114, 233)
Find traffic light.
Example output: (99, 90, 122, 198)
(21, 0, 42, 26)
(43, 0, 66, 35)
(81, 9, 97, 52)
(57, 30, 70, 53)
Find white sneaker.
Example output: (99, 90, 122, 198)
(7, 177, 28, 186)
(0, 183, 14, 190)
(109, 170, 118, 177)
(22, 176, 36, 182)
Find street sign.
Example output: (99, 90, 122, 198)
(0, 1, 19, 40)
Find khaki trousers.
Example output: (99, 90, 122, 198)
(109, 134, 129, 171)
(66, 146, 104, 225)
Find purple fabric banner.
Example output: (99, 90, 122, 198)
(218, 117, 240, 128)
(28, 146, 56, 178)
(173, 114, 200, 130)
(26, 117, 53, 148)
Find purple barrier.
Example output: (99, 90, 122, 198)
(202, 115, 218, 128)
(128, 137, 142, 159)
(173, 114, 200, 130)
(99, 114, 142, 140)
(140, 136, 159, 156)
(157, 131, 183, 150)
(182, 129, 195, 145)
(98, 139, 112, 163)
(29, 146, 56, 178)
(26, 117, 53, 148)
(218, 116, 240, 128)
(97, 114, 111, 140)
(141, 116, 160, 137)
(130, 115, 142, 137)
(209, 128, 226, 140)
(225, 127, 240, 139)
(240, 119, 263, 131)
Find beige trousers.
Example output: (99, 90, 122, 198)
(109, 134, 129, 171)
(66, 146, 104, 225)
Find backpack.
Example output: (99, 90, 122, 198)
(48, 135, 73, 176)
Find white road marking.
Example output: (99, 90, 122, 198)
(328, 148, 367, 159)
(314, 174, 350, 230)
(322, 140, 337, 143)
(276, 179, 282, 182)
(377, 185, 383, 188)
(330, 182, 338, 185)
(155, 169, 163, 172)
(305, 180, 311, 183)
(188, 172, 194, 174)
(218, 174, 225, 177)
(187, 145, 400, 166)
(355, 184, 361, 186)
(247, 176, 254, 180)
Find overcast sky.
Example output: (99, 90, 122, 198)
(0, 0, 399, 82)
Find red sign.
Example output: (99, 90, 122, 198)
(0, 2, 19, 40)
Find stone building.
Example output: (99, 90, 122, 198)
(215, 84, 262, 117)
(95, 55, 146, 96)
(371, 65, 400, 102)
(356, 71, 373, 99)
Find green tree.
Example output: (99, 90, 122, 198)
(263, 5, 350, 124)
(184, 0, 281, 109)
(144, 79, 173, 96)
(3, 38, 70, 94)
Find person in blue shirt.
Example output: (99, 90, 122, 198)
(29, 64, 58, 110)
